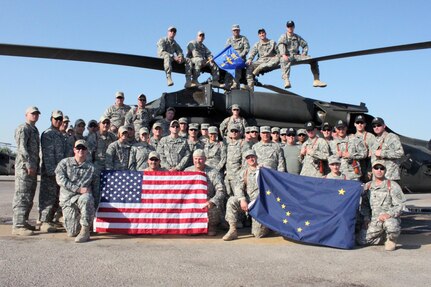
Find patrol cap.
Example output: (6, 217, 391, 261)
(63, 116, 70, 123)
(287, 127, 296, 135)
(25, 106, 41, 115)
(74, 139, 88, 149)
(245, 126, 252, 133)
(250, 126, 259, 132)
(197, 31, 205, 36)
(139, 127, 149, 135)
(372, 160, 386, 168)
(286, 21, 295, 27)
(193, 149, 205, 157)
(258, 28, 266, 34)
(372, 117, 385, 125)
(75, 119, 86, 127)
(354, 115, 365, 123)
(166, 107, 176, 113)
(137, 93, 147, 100)
(88, 119, 98, 127)
(271, 127, 280, 133)
(148, 151, 160, 160)
(232, 24, 240, 30)
(208, 126, 218, 134)
(51, 110, 63, 118)
(168, 26, 177, 32)
(297, 129, 307, 136)
(243, 149, 257, 160)
(124, 124, 134, 130)
(231, 104, 240, 110)
(280, 128, 287, 135)
(99, 116, 110, 123)
(201, 123, 210, 130)
(260, 126, 271, 133)
(335, 120, 346, 129)
(305, 121, 315, 131)
(230, 123, 240, 131)
(178, 117, 188, 124)
(321, 122, 331, 130)
(189, 123, 199, 130)
(118, 126, 128, 134)
(152, 122, 163, 129)
(170, 120, 179, 127)
(115, 91, 124, 98)
(328, 155, 341, 165)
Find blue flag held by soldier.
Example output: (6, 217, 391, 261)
(248, 168, 363, 249)
(213, 45, 246, 76)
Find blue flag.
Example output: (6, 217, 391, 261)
(248, 168, 363, 249)
(213, 45, 246, 76)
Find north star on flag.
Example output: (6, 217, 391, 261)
(95, 170, 209, 235)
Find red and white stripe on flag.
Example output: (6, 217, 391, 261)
(95, 171, 208, 234)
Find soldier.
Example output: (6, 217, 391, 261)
(243, 126, 256, 149)
(299, 121, 330, 178)
(157, 26, 184, 86)
(280, 128, 288, 146)
(252, 126, 285, 171)
(149, 122, 164, 149)
(125, 124, 138, 145)
(178, 117, 188, 139)
(185, 149, 226, 236)
(59, 115, 70, 135)
(321, 122, 333, 142)
(124, 93, 158, 140)
(105, 126, 131, 170)
(225, 24, 250, 89)
(55, 140, 96, 243)
(144, 151, 166, 172)
(271, 127, 281, 145)
(358, 161, 406, 251)
(369, 117, 404, 181)
(325, 155, 347, 180)
(86, 119, 98, 140)
(219, 104, 248, 139)
(246, 28, 279, 90)
(12, 106, 41, 236)
(278, 20, 326, 89)
(223, 149, 269, 241)
(282, 128, 302, 175)
(204, 126, 227, 173)
(248, 126, 259, 144)
(185, 31, 222, 88)
(128, 127, 155, 171)
(158, 107, 176, 137)
(66, 119, 86, 156)
(103, 91, 131, 134)
(39, 110, 67, 232)
(199, 123, 210, 144)
(186, 122, 205, 168)
(157, 120, 191, 171)
(296, 128, 308, 145)
(353, 115, 376, 181)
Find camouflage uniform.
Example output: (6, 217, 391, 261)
(252, 142, 285, 171)
(128, 142, 156, 171)
(66, 133, 85, 157)
(103, 104, 131, 130)
(325, 173, 347, 180)
(185, 39, 220, 82)
(39, 126, 67, 223)
(359, 179, 406, 245)
(225, 35, 250, 87)
(225, 166, 269, 237)
(13, 122, 40, 228)
(219, 116, 248, 138)
(158, 119, 172, 137)
(354, 131, 376, 181)
(246, 39, 279, 86)
(186, 138, 205, 168)
(157, 36, 184, 77)
(225, 139, 249, 196)
(149, 136, 162, 150)
(369, 132, 404, 180)
(55, 157, 96, 236)
(282, 143, 302, 175)
(329, 136, 367, 180)
(185, 165, 226, 228)
(105, 140, 131, 170)
(124, 107, 157, 140)
(157, 136, 191, 171)
(300, 137, 329, 178)
(204, 140, 227, 173)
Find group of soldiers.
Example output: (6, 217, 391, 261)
(13, 91, 405, 250)
(157, 21, 327, 90)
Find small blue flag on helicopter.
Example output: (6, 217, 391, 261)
(213, 45, 246, 76)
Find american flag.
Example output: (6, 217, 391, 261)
(94, 170, 208, 234)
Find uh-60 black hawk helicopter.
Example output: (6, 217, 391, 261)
(1, 41, 431, 192)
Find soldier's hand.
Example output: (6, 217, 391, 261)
(342, 151, 350, 158)
(79, 187, 91, 194)
(27, 168, 37, 177)
(240, 199, 248, 212)
(300, 147, 307, 156)
(282, 55, 289, 62)
(169, 167, 178, 172)
(205, 201, 214, 209)
(378, 213, 391, 222)
(246, 60, 251, 66)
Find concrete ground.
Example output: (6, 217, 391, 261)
(1, 177, 430, 287)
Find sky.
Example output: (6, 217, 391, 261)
(1, 0, 430, 148)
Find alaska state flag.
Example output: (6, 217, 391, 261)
(213, 45, 246, 76)
(248, 168, 363, 249)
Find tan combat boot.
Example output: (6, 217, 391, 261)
(384, 238, 396, 251)
(312, 74, 327, 88)
(222, 223, 238, 241)
(167, 75, 174, 86)
(284, 79, 291, 89)
(40, 222, 57, 233)
(12, 227, 34, 236)
(75, 226, 90, 243)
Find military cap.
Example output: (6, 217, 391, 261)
(152, 122, 163, 129)
(88, 119, 98, 127)
(355, 115, 365, 123)
(328, 155, 341, 165)
(250, 126, 259, 132)
(372, 160, 386, 168)
(201, 123, 210, 130)
(231, 24, 240, 30)
(305, 121, 315, 131)
(245, 126, 252, 133)
(243, 149, 257, 160)
(25, 106, 41, 114)
(260, 126, 271, 133)
(148, 151, 160, 160)
(189, 123, 199, 130)
(286, 20, 295, 27)
(178, 117, 188, 124)
(115, 91, 124, 98)
(197, 31, 205, 36)
(297, 129, 307, 136)
(118, 126, 128, 134)
(168, 26, 177, 32)
(271, 127, 280, 133)
(258, 28, 266, 34)
(124, 124, 134, 130)
(230, 123, 241, 131)
(335, 120, 346, 129)
(170, 120, 179, 127)
(166, 107, 176, 113)
(74, 139, 88, 149)
(74, 119, 86, 127)
(280, 128, 287, 135)
(137, 93, 147, 100)
(208, 126, 218, 134)
(193, 149, 206, 157)
(139, 127, 149, 135)
(99, 115, 110, 123)
(63, 116, 70, 123)
(231, 104, 240, 110)
(372, 117, 385, 125)
(287, 127, 296, 135)
(67, 126, 73, 132)
(321, 122, 331, 129)
(51, 110, 63, 118)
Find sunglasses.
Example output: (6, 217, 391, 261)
(287, 134, 296, 137)
(89, 124, 97, 128)
(251, 131, 258, 134)
(149, 158, 160, 162)
(322, 129, 331, 132)
(373, 166, 385, 171)
(373, 124, 382, 128)
(75, 146, 87, 151)
(355, 122, 364, 125)
(102, 121, 110, 125)
(245, 132, 251, 134)
(54, 117, 63, 121)
(298, 134, 306, 136)
(231, 130, 239, 133)
(138, 99, 146, 102)
(272, 132, 279, 134)
(232, 109, 239, 111)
